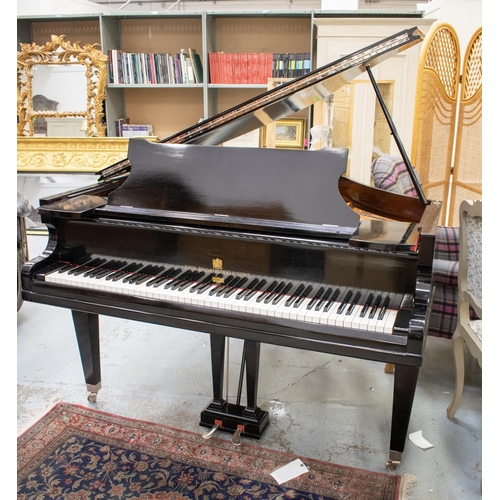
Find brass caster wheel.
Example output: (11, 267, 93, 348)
(386, 451, 402, 471)
(385, 459, 400, 471)
(88, 392, 98, 403)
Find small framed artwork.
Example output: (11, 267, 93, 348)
(263, 118, 306, 149)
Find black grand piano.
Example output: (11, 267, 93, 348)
(21, 27, 441, 470)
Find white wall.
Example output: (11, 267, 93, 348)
(419, 0, 482, 45)
(17, 0, 115, 16)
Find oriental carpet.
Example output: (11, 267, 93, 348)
(18, 402, 414, 499)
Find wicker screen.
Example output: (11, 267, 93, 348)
(411, 23, 461, 226)
(448, 27, 482, 227)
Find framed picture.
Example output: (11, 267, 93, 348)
(262, 118, 306, 149)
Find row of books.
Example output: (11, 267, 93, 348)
(208, 53, 273, 84)
(273, 53, 311, 79)
(114, 118, 154, 137)
(208, 52, 311, 84)
(108, 48, 203, 85)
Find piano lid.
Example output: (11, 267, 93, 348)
(99, 26, 424, 181)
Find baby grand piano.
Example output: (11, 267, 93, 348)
(22, 27, 441, 470)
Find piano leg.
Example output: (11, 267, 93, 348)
(200, 335, 269, 439)
(72, 310, 102, 403)
(387, 364, 420, 470)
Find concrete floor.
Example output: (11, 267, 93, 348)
(18, 233, 482, 499)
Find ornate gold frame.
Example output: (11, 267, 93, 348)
(17, 137, 129, 173)
(262, 118, 306, 149)
(17, 34, 107, 137)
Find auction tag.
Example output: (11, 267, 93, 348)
(270, 458, 309, 485)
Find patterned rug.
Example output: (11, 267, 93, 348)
(18, 402, 414, 499)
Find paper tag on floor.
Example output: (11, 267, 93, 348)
(409, 430, 434, 449)
(270, 458, 309, 484)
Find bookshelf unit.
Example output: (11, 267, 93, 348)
(17, 12, 314, 140)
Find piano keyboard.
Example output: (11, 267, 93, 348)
(42, 257, 404, 334)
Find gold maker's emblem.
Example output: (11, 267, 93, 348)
(211, 258, 224, 283)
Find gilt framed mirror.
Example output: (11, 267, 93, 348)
(17, 34, 107, 137)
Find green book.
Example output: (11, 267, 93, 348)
(188, 48, 203, 83)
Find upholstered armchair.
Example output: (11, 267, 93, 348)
(447, 199, 482, 418)
(371, 155, 458, 339)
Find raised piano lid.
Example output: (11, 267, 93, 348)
(98, 26, 424, 181)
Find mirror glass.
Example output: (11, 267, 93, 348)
(17, 35, 107, 137)
(33, 64, 87, 112)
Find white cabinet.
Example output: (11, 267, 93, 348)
(313, 18, 435, 183)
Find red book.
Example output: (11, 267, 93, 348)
(241, 53, 249, 84)
(209, 52, 218, 83)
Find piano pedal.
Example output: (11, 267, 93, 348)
(202, 420, 221, 440)
(200, 401, 269, 439)
(231, 425, 244, 446)
(86, 382, 101, 403)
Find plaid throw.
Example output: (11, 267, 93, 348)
(371, 156, 458, 339)
(371, 155, 420, 196)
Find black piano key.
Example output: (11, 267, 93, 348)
(336, 290, 353, 314)
(197, 282, 216, 294)
(346, 291, 362, 315)
(236, 278, 259, 300)
(107, 262, 143, 281)
(132, 265, 165, 285)
(263, 281, 285, 304)
(195, 274, 223, 294)
(377, 295, 391, 320)
(151, 268, 182, 287)
(92, 261, 129, 279)
(224, 277, 248, 298)
(315, 287, 333, 311)
(216, 276, 241, 296)
(368, 294, 382, 319)
(57, 255, 93, 273)
(359, 293, 374, 318)
(285, 283, 305, 307)
(126, 264, 162, 284)
(244, 279, 267, 300)
(190, 273, 215, 292)
(70, 258, 107, 276)
(146, 267, 177, 287)
(209, 275, 235, 296)
(273, 282, 295, 305)
(215, 276, 236, 296)
(177, 271, 206, 291)
(168, 270, 196, 290)
(306, 286, 325, 310)
(69, 257, 106, 274)
(258, 280, 280, 303)
(293, 284, 314, 308)
(83, 259, 118, 278)
(323, 288, 341, 313)
(163, 270, 193, 289)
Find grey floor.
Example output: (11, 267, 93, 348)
(18, 233, 482, 500)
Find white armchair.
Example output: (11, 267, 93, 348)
(447, 199, 482, 419)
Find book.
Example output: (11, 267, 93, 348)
(114, 117, 129, 137)
(188, 48, 203, 83)
(121, 124, 154, 137)
(185, 55, 196, 84)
